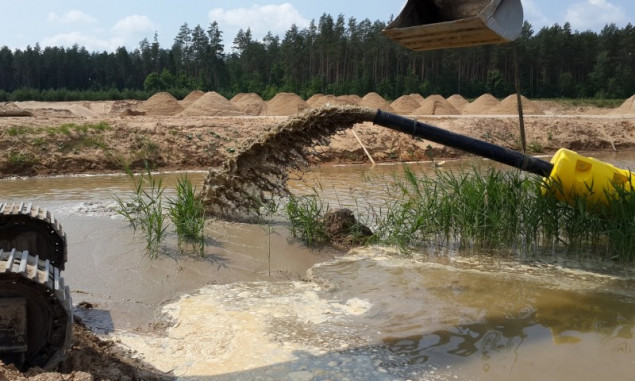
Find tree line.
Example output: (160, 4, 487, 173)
(0, 15, 633, 102)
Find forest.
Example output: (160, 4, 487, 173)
(0, 14, 633, 102)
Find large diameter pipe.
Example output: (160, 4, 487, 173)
(373, 109, 554, 177)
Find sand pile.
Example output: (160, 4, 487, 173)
(0, 102, 31, 117)
(446, 94, 469, 112)
(180, 92, 244, 116)
(307, 94, 350, 108)
(265, 93, 309, 116)
(230, 93, 266, 116)
(201, 106, 376, 220)
(306, 94, 325, 107)
(336, 95, 362, 105)
(409, 93, 425, 104)
(138, 92, 184, 116)
(611, 95, 635, 115)
(413, 95, 460, 115)
(488, 94, 544, 115)
(180, 90, 205, 109)
(390, 95, 421, 114)
(462, 94, 500, 115)
(360, 92, 394, 112)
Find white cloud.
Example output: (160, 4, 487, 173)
(48, 10, 97, 24)
(111, 15, 156, 36)
(521, 0, 554, 30)
(565, 0, 627, 31)
(208, 3, 310, 41)
(40, 15, 155, 52)
(41, 32, 124, 52)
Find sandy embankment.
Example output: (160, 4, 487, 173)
(0, 93, 633, 178)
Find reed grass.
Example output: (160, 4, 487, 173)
(115, 168, 209, 258)
(167, 174, 205, 255)
(113, 166, 168, 259)
(286, 193, 329, 246)
(287, 165, 634, 264)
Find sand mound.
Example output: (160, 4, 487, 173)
(336, 95, 362, 105)
(413, 96, 460, 115)
(230, 93, 266, 116)
(390, 95, 421, 114)
(462, 94, 500, 115)
(307, 94, 350, 108)
(181, 92, 244, 116)
(0, 102, 31, 117)
(180, 90, 205, 109)
(488, 94, 544, 115)
(360, 92, 394, 112)
(446, 94, 469, 112)
(612, 95, 635, 115)
(409, 93, 425, 104)
(265, 93, 309, 116)
(138, 92, 183, 116)
(306, 94, 325, 107)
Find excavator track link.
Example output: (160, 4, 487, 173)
(0, 202, 67, 270)
(0, 249, 72, 370)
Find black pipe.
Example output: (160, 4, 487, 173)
(373, 109, 554, 177)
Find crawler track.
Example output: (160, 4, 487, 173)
(0, 249, 72, 369)
(0, 202, 67, 269)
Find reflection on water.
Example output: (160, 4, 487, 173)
(309, 255, 634, 380)
(0, 171, 207, 204)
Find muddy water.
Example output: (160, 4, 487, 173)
(114, 251, 633, 380)
(0, 153, 634, 380)
(0, 172, 339, 330)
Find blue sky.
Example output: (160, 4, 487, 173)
(1, 0, 632, 52)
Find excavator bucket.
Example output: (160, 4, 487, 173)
(383, 0, 524, 51)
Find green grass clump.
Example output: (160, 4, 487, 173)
(7, 126, 30, 136)
(6, 151, 39, 170)
(168, 175, 205, 255)
(46, 122, 110, 135)
(115, 169, 208, 258)
(113, 166, 168, 259)
(286, 194, 329, 246)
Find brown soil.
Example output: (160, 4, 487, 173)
(462, 93, 500, 114)
(180, 91, 244, 116)
(265, 92, 309, 115)
(137, 92, 183, 116)
(230, 92, 266, 116)
(322, 208, 373, 249)
(390, 95, 421, 114)
(489, 94, 544, 115)
(414, 95, 460, 115)
(0, 322, 171, 380)
(447, 94, 469, 112)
